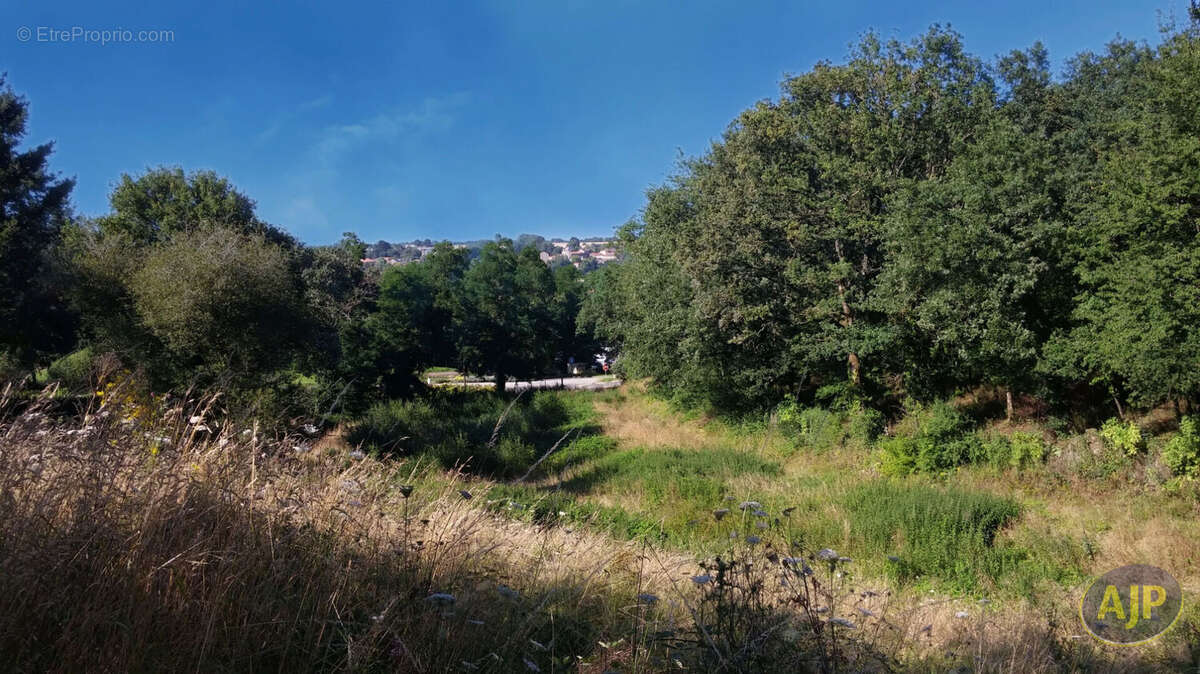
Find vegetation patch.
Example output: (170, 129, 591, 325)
(841, 480, 1023, 592)
(346, 389, 599, 477)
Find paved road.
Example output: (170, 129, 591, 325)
(434, 375, 622, 391)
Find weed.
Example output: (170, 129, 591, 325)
(842, 480, 1022, 593)
(1163, 416, 1200, 478)
(1100, 417, 1144, 456)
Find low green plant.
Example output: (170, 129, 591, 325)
(775, 400, 846, 452)
(46, 347, 95, 390)
(1163, 416, 1200, 478)
(346, 390, 596, 476)
(877, 401, 981, 475)
(1008, 431, 1046, 470)
(1100, 418, 1144, 456)
(843, 481, 1023, 592)
(847, 401, 884, 444)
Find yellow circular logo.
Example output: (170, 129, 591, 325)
(1079, 564, 1182, 645)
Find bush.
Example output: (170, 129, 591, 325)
(1008, 431, 1046, 469)
(346, 390, 591, 476)
(775, 400, 845, 451)
(978, 431, 1046, 470)
(46, 347, 95, 390)
(1100, 418, 1144, 456)
(847, 401, 885, 444)
(877, 401, 981, 475)
(1163, 416, 1200, 478)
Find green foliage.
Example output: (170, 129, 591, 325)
(1100, 417, 1144, 456)
(456, 241, 560, 390)
(46, 347, 95, 391)
(847, 402, 885, 444)
(877, 402, 981, 475)
(95, 166, 291, 246)
(1043, 30, 1200, 408)
(775, 401, 845, 452)
(346, 390, 596, 477)
(0, 77, 76, 367)
(1008, 431, 1047, 469)
(978, 431, 1047, 470)
(843, 481, 1022, 592)
(589, 22, 1200, 418)
(1163, 416, 1200, 478)
(128, 227, 313, 390)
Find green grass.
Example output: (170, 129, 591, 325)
(346, 389, 600, 477)
(841, 480, 1023, 593)
(347, 388, 1100, 600)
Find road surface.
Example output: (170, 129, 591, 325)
(432, 375, 622, 392)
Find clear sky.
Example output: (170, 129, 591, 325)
(5, 0, 1175, 245)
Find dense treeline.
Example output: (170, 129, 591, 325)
(3, 13, 1198, 424)
(584, 17, 1200, 419)
(0, 76, 600, 416)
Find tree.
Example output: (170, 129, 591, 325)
(457, 240, 557, 391)
(1047, 26, 1200, 410)
(553, 263, 600, 367)
(97, 166, 292, 246)
(71, 168, 336, 398)
(128, 227, 312, 389)
(875, 52, 1071, 412)
(349, 242, 470, 397)
(0, 77, 76, 366)
(606, 28, 997, 411)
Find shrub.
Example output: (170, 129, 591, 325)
(1100, 418, 1144, 456)
(877, 401, 980, 475)
(847, 401, 884, 444)
(1163, 416, 1200, 478)
(775, 400, 846, 451)
(1008, 431, 1046, 469)
(46, 347, 95, 390)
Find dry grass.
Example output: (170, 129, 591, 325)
(0, 382, 704, 673)
(593, 388, 716, 451)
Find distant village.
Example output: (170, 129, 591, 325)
(360, 235, 620, 272)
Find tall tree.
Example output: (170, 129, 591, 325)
(457, 240, 556, 392)
(0, 77, 75, 366)
(1047, 25, 1200, 410)
(97, 166, 292, 246)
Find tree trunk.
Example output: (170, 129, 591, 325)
(1113, 394, 1125, 421)
(834, 239, 861, 386)
(1006, 389, 1014, 422)
(494, 371, 507, 394)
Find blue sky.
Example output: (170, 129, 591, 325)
(5, 0, 1174, 245)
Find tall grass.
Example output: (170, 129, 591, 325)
(0, 382, 665, 672)
(842, 481, 1023, 593)
(345, 389, 598, 476)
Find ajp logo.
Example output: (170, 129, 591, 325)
(1080, 564, 1182, 645)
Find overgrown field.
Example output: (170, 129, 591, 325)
(6, 380, 1200, 672)
(335, 384, 1200, 671)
